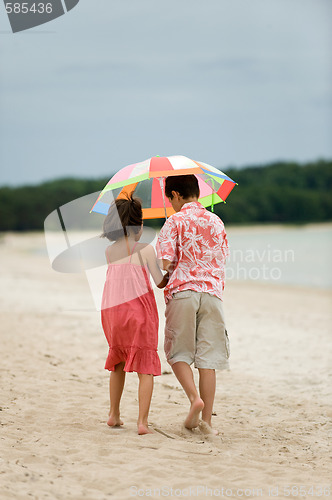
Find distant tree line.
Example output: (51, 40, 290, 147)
(218, 159, 332, 225)
(0, 160, 331, 231)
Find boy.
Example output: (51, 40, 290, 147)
(156, 174, 229, 434)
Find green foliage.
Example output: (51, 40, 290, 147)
(218, 159, 332, 225)
(0, 177, 109, 231)
(0, 160, 331, 231)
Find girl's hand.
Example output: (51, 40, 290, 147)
(144, 244, 170, 287)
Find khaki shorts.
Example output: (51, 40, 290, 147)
(164, 290, 230, 370)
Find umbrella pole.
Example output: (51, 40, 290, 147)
(158, 177, 168, 220)
(211, 179, 215, 213)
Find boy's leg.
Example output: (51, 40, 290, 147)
(165, 291, 204, 429)
(195, 294, 229, 434)
(172, 361, 204, 429)
(137, 373, 154, 435)
(108, 361, 126, 427)
(198, 368, 216, 427)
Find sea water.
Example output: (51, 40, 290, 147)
(226, 223, 332, 289)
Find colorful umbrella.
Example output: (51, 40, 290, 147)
(91, 155, 237, 219)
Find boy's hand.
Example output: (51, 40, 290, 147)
(157, 271, 169, 289)
(162, 259, 173, 272)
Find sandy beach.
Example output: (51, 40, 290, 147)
(0, 232, 331, 500)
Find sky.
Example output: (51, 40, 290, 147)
(0, 0, 331, 186)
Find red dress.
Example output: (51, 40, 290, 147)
(101, 245, 161, 376)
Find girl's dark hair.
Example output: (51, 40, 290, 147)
(101, 193, 143, 241)
(165, 174, 200, 200)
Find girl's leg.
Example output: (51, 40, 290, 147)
(172, 361, 204, 429)
(137, 373, 154, 435)
(107, 362, 126, 427)
(198, 368, 218, 434)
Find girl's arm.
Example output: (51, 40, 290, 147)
(144, 245, 169, 289)
(105, 246, 111, 264)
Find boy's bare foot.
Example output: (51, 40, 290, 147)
(137, 423, 154, 435)
(107, 414, 124, 427)
(199, 420, 219, 435)
(184, 397, 204, 429)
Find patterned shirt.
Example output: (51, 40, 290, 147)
(156, 201, 229, 303)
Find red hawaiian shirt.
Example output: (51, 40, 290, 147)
(156, 202, 229, 303)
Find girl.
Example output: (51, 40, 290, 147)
(100, 193, 168, 435)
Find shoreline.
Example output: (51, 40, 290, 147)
(1, 220, 332, 236)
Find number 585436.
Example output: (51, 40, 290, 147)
(5, 3, 53, 14)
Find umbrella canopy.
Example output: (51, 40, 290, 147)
(91, 155, 237, 219)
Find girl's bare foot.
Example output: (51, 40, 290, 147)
(184, 397, 204, 429)
(107, 414, 124, 427)
(137, 423, 154, 435)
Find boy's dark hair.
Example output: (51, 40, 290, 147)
(165, 174, 200, 200)
(101, 192, 143, 241)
